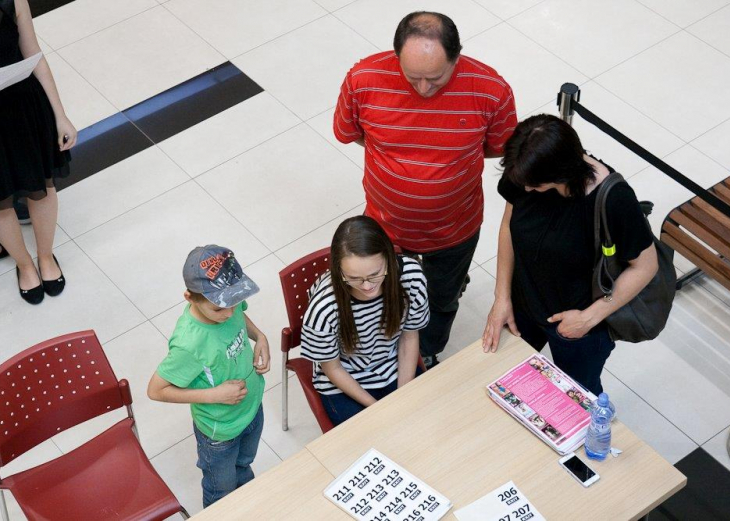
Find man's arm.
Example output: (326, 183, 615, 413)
(483, 83, 517, 159)
(333, 71, 364, 145)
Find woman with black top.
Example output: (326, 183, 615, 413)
(482, 114, 658, 395)
(301, 216, 429, 426)
(0, 0, 77, 304)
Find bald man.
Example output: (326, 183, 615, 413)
(334, 11, 517, 368)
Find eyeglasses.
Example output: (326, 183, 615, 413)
(342, 271, 388, 287)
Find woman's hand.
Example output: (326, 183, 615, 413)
(547, 309, 596, 339)
(482, 297, 520, 353)
(56, 115, 77, 151)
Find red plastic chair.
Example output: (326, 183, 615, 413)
(0, 331, 189, 521)
(279, 248, 427, 434)
(280, 247, 335, 434)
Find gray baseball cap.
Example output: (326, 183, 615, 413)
(183, 245, 259, 308)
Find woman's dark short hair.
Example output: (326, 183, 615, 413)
(394, 12, 462, 62)
(501, 114, 595, 197)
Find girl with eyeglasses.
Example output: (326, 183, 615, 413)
(301, 216, 429, 425)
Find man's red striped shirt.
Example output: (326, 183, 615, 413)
(334, 51, 517, 253)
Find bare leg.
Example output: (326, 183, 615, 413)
(0, 207, 40, 289)
(28, 187, 61, 280)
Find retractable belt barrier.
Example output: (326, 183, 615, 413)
(557, 83, 730, 218)
(557, 83, 730, 292)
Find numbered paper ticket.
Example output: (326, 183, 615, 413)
(454, 481, 544, 521)
(324, 448, 452, 521)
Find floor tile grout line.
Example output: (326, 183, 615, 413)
(464, 0, 509, 21)
(67, 234, 151, 323)
(66, 103, 303, 243)
(679, 29, 730, 67)
(48, 50, 123, 116)
(41, 2, 160, 55)
(302, 119, 363, 171)
(191, 176, 274, 263)
(68, 174, 193, 242)
(703, 424, 730, 447)
(636, 0, 728, 32)
(629, 0, 685, 30)
(329, 10, 388, 52)
(271, 201, 365, 264)
(223, 12, 333, 64)
(686, 2, 730, 29)
(603, 367, 702, 446)
(688, 113, 730, 146)
(148, 432, 195, 462)
(144, 2, 228, 65)
(259, 437, 285, 463)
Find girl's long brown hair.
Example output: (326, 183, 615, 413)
(330, 216, 407, 355)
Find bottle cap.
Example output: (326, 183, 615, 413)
(597, 392, 609, 406)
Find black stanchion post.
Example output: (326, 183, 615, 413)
(557, 83, 580, 126)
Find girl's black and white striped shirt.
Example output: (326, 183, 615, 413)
(301, 256, 429, 395)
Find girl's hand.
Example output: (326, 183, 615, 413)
(56, 115, 77, 151)
(482, 297, 520, 353)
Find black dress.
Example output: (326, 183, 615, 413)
(0, 0, 70, 210)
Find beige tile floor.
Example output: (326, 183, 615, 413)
(3, 0, 730, 517)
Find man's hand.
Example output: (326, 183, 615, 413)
(482, 297, 520, 352)
(253, 336, 271, 375)
(547, 309, 596, 339)
(212, 379, 247, 405)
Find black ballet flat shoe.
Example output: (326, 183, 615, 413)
(0, 244, 8, 260)
(17, 266, 44, 305)
(40, 254, 65, 297)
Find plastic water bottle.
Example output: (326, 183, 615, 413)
(584, 392, 615, 461)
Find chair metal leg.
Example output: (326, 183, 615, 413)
(1, 489, 9, 521)
(127, 403, 141, 441)
(180, 506, 191, 519)
(282, 352, 289, 431)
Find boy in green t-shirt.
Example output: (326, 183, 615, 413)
(148, 245, 270, 508)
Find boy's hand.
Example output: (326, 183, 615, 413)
(253, 336, 271, 375)
(213, 379, 247, 405)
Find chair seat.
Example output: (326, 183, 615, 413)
(2, 418, 182, 521)
(286, 357, 334, 433)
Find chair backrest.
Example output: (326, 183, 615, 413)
(0, 330, 129, 467)
(279, 247, 331, 350)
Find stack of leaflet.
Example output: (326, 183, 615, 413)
(324, 448, 452, 520)
(487, 354, 597, 455)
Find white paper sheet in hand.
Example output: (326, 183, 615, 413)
(324, 448, 452, 520)
(454, 481, 545, 521)
(0, 52, 42, 91)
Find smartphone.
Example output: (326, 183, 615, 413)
(558, 453, 600, 487)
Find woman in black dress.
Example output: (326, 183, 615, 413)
(481, 114, 658, 395)
(0, 0, 77, 304)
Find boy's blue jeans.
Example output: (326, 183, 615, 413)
(193, 404, 264, 508)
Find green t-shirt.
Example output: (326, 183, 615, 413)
(157, 301, 265, 441)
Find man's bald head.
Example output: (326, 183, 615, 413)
(394, 12, 462, 97)
(393, 12, 462, 63)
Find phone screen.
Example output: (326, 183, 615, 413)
(563, 455, 596, 482)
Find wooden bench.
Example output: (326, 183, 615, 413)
(661, 177, 730, 291)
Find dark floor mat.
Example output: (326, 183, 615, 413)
(650, 447, 730, 520)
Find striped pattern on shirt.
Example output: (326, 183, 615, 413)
(334, 52, 517, 253)
(300, 256, 429, 395)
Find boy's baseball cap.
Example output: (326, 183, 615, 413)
(183, 245, 259, 308)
